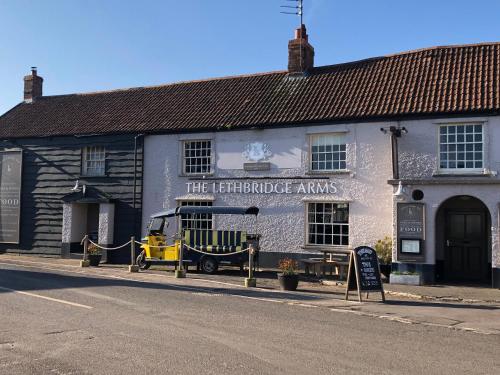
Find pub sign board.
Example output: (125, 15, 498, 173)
(397, 203, 425, 258)
(345, 246, 385, 302)
(0, 150, 22, 243)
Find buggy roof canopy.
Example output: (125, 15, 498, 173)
(151, 206, 259, 219)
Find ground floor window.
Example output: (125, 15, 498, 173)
(307, 202, 349, 246)
(179, 201, 213, 230)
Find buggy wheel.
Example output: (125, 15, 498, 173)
(136, 251, 151, 270)
(200, 256, 218, 274)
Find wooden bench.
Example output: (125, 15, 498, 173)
(302, 258, 336, 276)
(302, 255, 349, 279)
(326, 260, 349, 280)
(325, 253, 349, 280)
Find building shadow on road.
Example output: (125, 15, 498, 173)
(0, 268, 329, 303)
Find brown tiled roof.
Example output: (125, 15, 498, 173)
(1, 42, 499, 138)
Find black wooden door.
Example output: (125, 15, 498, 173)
(445, 211, 487, 282)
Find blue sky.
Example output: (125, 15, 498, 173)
(1, 0, 499, 115)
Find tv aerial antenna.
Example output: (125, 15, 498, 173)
(280, 0, 304, 26)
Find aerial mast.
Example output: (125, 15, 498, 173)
(280, 0, 304, 26)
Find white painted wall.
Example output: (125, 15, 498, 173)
(396, 115, 500, 268)
(142, 122, 394, 260)
(62, 203, 88, 243)
(98, 203, 115, 245)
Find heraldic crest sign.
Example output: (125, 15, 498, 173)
(242, 142, 272, 162)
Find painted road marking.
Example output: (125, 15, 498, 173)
(0, 286, 93, 309)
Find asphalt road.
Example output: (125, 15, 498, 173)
(0, 262, 499, 375)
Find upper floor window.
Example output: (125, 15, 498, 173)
(82, 146, 105, 176)
(439, 124, 483, 170)
(310, 133, 346, 172)
(183, 140, 212, 175)
(306, 202, 349, 246)
(179, 200, 213, 231)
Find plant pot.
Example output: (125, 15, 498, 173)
(88, 254, 102, 267)
(278, 274, 299, 291)
(390, 273, 422, 286)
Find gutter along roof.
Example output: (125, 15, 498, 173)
(1, 42, 499, 138)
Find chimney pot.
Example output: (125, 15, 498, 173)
(24, 67, 43, 103)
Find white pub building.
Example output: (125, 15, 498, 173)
(139, 27, 500, 287)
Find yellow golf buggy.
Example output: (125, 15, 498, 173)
(136, 206, 260, 274)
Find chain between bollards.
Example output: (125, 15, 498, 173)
(245, 245, 257, 287)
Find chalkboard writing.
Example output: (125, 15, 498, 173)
(355, 246, 383, 290)
(346, 246, 385, 302)
(0, 150, 22, 243)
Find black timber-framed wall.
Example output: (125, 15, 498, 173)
(0, 133, 143, 263)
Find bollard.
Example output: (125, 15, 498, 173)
(80, 235, 90, 268)
(245, 245, 256, 287)
(129, 236, 139, 272)
(175, 239, 186, 278)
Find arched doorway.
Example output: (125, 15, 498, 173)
(435, 195, 491, 284)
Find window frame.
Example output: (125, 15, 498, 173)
(182, 139, 213, 176)
(304, 201, 350, 248)
(81, 145, 106, 177)
(308, 132, 348, 173)
(437, 123, 486, 174)
(177, 200, 214, 231)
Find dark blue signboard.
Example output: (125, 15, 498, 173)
(0, 150, 22, 243)
(346, 246, 385, 302)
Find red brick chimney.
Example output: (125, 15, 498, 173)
(288, 24, 314, 75)
(24, 67, 43, 103)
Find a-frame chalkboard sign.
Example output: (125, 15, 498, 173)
(345, 246, 385, 302)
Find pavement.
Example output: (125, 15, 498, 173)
(0, 254, 500, 374)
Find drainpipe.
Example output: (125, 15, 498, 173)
(133, 134, 144, 236)
(391, 132, 399, 180)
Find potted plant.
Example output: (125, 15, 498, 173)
(374, 236, 392, 278)
(87, 243, 102, 267)
(277, 258, 299, 291)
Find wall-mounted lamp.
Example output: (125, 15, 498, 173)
(380, 125, 408, 137)
(394, 181, 406, 198)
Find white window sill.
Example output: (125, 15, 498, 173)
(301, 245, 350, 250)
(180, 173, 215, 178)
(433, 169, 496, 177)
(306, 170, 351, 176)
(175, 195, 215, 202)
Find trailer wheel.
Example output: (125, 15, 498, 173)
(200, 256, 218, 274)
(136, 251, 151, 270)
